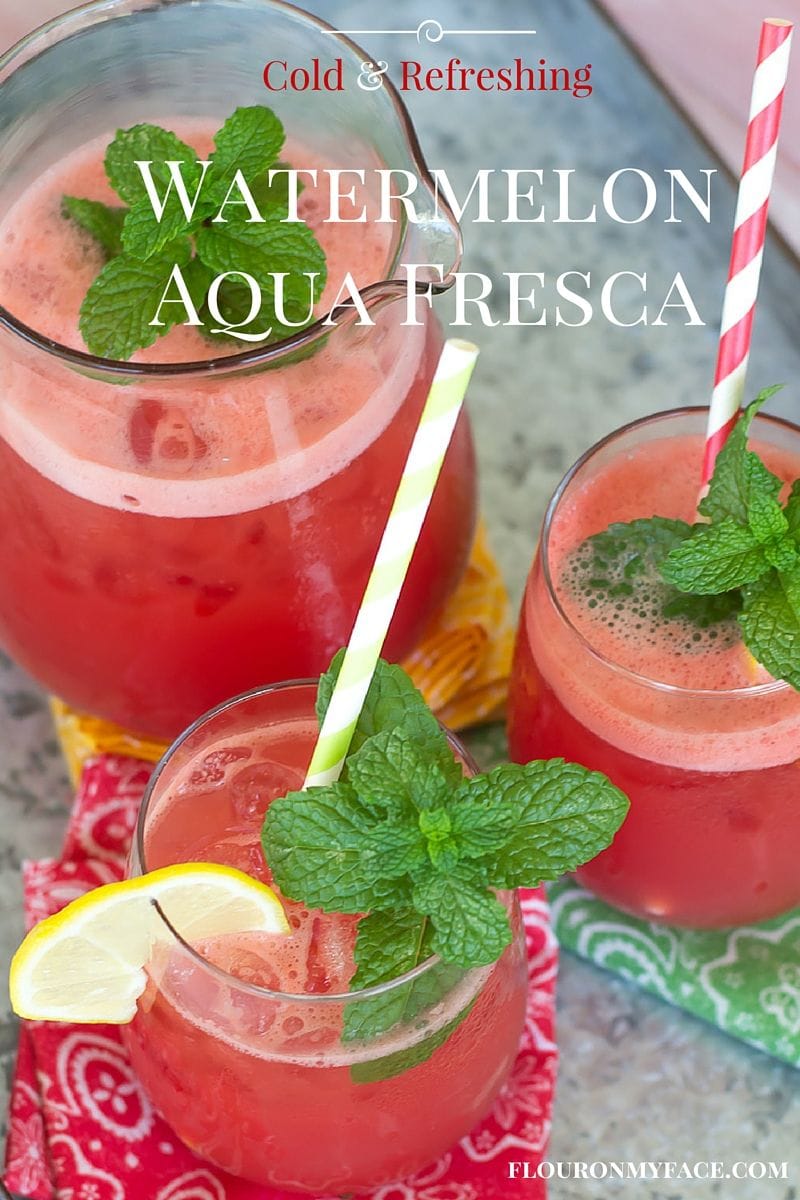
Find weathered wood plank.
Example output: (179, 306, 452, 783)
(599, 0, 800, 252)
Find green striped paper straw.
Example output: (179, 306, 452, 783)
(304, 338, 480, 787)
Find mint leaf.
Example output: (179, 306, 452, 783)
(182, 257, 216, 313)
(699, 388, 784, 524)
(469, 760, 630, 888)
(740, 567, 800, 689)
(194, 214, 325, 343)
(412, 875, 512, 969)
(317, 653, 461, 783)
(346, 729, 453, 815)
(78, 239, 192, 359)
(343, 910, 470, 1082)
(62, 197, 126, 258)
(785, 481, 800, 541)
(350, 999, 475, 1085)
(345, 910, 436, 1039)
(105, 124, 200, 209)
(195, 212, 326, 324)
(252, 164, 300, 209)
(263, 784, 417, 913)
(764, 538, 799, 573)
(447, 789, 517, 860)
(661, 590, 742, 624)
(582, 517, 739, 629)
(748, 490, 789, 544)
(662, 519, 768, 593)
(418, 808, 460, 871)
(345, 909, 433, 1031)
(122, 194, 199, 261)
(589, 516, 695, 577)
(770, 484, 800, 571)
(207, 106, 285, 202)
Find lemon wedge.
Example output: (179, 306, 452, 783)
(741, 645, 768, 684)
(9, 863, 289, 1024)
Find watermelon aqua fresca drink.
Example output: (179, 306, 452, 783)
(124, 681, 528, 1193)
(508, 409, 800, 929)
(0, 0, 474, 739)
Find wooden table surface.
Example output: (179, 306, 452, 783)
(599, 0, 800, 253)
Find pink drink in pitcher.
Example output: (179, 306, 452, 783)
(0, 129, 475, 737)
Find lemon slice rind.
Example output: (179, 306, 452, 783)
(10, 862, 289, 1025)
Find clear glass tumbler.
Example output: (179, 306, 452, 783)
(124, 680, 528, 1193)
(508, 408, 800, 928)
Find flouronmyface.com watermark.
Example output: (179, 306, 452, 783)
(509, 1160, 790, 1183)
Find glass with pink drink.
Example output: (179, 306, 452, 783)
(125, 680, 529, 1193)
(508, 408, 800, 928)
(0, 0, 475, 738)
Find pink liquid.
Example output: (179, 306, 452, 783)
(0, 128, 476, 736)
(509, 421, 800, 927)
(125, 687, 528, 1192)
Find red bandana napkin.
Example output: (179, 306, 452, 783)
(4, 755, 558, 1200)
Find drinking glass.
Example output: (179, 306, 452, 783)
(508, 409, 800, 928)
(125, 680, 528, 1193)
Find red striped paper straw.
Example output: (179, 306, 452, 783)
(702, 17, 794, 485)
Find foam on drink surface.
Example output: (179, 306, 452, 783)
(0, 124, 425, 517)
(533, 431, 800, 771)
(144, 723, 488, 1068)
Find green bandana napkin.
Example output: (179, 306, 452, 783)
(548, 878, 800, 1068)
(464, 723, 800, 1070)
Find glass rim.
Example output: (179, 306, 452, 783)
(135, 676, 482, 1004)
(0, 0, 463, 380)
(539, 404, 800, 701)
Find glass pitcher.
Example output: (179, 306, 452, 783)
(0, 0, 475, 739)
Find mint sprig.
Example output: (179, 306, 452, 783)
(661, 388, 800, 687)
(265, 688, 627, 967)
(579, 387, 800, 690)
(64, 107, 326, 359)
(663, 391, 796, 596)
(262, 656, 628, 1082)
